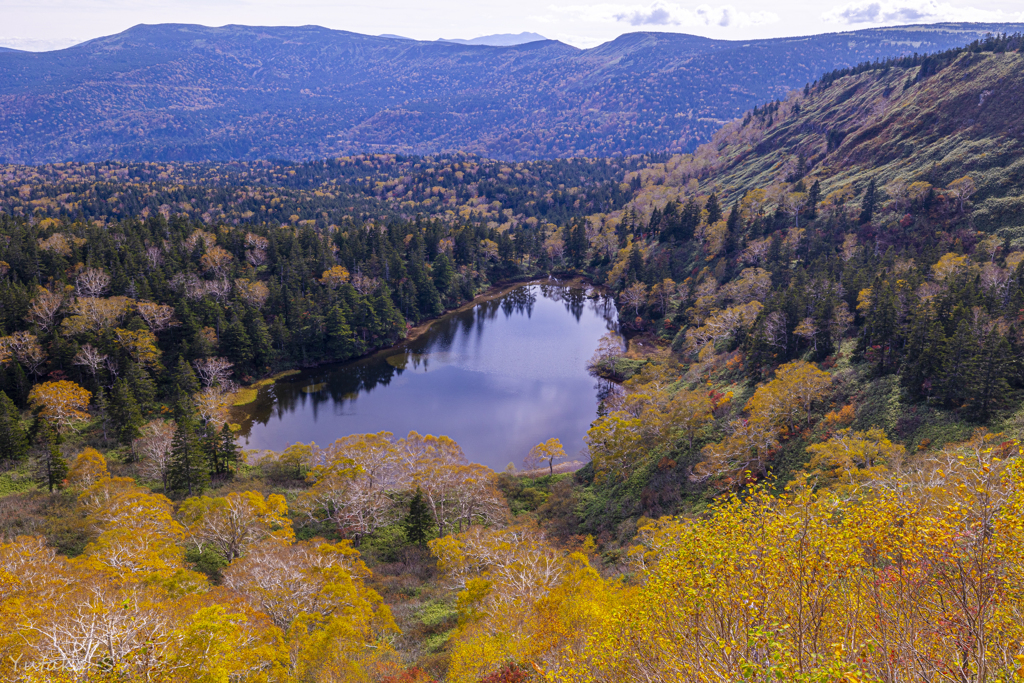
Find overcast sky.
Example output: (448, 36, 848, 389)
(1, 0, 1023, 51)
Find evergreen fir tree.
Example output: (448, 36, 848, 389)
(431, 253, 454, 297)
(807, 180, 822, 218)
(902, 315, 946, 401)
(940, 320, 976, 408)
(221, 315, 254, 367)
(969, 330, 1011, 421)
(167, 405, 209, 497)
(704, 192, 722, 225)
(679, 197, 700, 241)
(172, 357, 201, 400)
(626, 244, 645, 284)
(243, 309, 275, 369)
(110, 377, 145, 447)
(34, 420, 67, 493)
(92, 386, 111, 446)
(0, 390, 28, 462)
(325, 305, 358, 360)
(859, 179, 877, 224)
(404, 486, 433, 545)
(725, 204, 741, 255)
(124, 362, 158, 413)
(218, 423, 241, 478)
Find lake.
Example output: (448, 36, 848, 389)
(235, 282, 619, 471)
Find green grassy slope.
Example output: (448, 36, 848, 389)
(634, 50, 1024, 235)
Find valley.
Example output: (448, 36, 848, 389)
(1, 26, 1024, 683)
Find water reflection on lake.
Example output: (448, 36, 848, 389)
(236, 283, 618, 471)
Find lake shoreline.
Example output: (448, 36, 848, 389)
(231, 274, 606, 421)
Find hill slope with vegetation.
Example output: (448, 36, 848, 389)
(2, 22, 1023, 162)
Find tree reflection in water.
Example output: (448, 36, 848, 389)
(237, 283, 618, 469)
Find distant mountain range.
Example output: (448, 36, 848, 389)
(1, 22, 1022, 163)
(439, 32, 548, 46)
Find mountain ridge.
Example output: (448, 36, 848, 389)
(2, 22, 1024, 163)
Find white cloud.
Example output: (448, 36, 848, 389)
(0, 37, 84, 51)
(553, 2, 779, 28)
(823, 0, 1024, 24)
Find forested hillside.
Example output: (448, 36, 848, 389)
(2, 22, 1022, 162)
(3, 35, 1024, 683)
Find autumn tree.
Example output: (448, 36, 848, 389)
(67, 447, 109, 489)
(75, 267, 111, 297)
(620, 282, 647, 318)
(179, 491, 294, 563)
(803, 427, 904, 489)
(134, 419, 176, 490)
(524, 438, 567, 475)
(25, 286, 68, 333)
(27, 380, 91, 433)
(320, 265, 351, 289)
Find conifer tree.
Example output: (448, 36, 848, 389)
(404, 486, 433, 545)
(940, 320, 976, 408)
(167, 403, 208, 497)
(207, 423, 240, 478)
(243, 309, 274, 369)
(902, 314, 946, 401)
(92, 386, 111, 445)
(325, 305, 358, 360)
(432, 253, 454, 297)
(725, 204, 741, 255)
(626, 244, 645, 284)
(0, 390, 28, 462)
(124, 362, 157, 413)
(969, 330, 1011, 421)
(221, 315, 253, 367)
(219, 423, 241, 476)
(172, 357, 201, 400)
(34, 420, 67, 493)
(859, 179, 877, 224)
(110, 377, 145, 446)
(704, 192, 722, 225)
(807, 180, 821, 218)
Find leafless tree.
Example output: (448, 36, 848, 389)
(75, 267, 111, 298)
(134, 420, 176, 490)
(26, 287, 67, 332)
(135, 302, 176, 332)
(193, 357, 234, 388)
(73, 344, 108, 380)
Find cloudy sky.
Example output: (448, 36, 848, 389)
(2, 0, 1023, 51)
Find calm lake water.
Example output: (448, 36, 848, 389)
(236, 283, 619, 471)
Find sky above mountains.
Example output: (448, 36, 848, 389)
(2, 0, 1024, 50)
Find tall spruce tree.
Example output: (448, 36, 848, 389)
(940, 320, 977, 408)
(167, 404, 208, 497)
(969, 330, 1011, 421)
(172, 358, 201, 402)
(219, 424, 241, 477)
(0, 390, 28, 462)
(859, 179, 877, 224)
(110, 377, 145, 446)
(404, 487, 433, 545)
(34, 420, 67, 493)
(704, 192, 722, 225)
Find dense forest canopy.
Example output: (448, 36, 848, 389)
(1, 39, 1024, 683)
